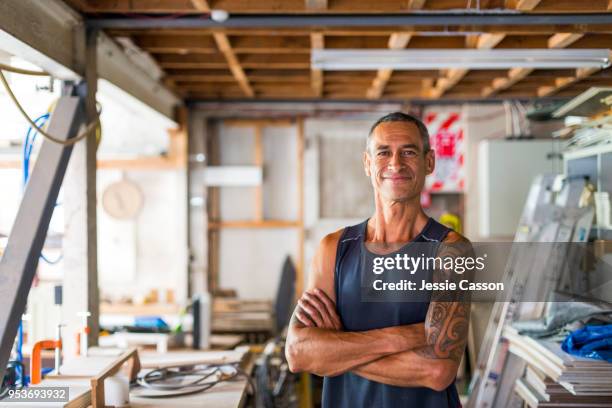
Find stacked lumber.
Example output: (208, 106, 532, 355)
(212, 298, 274, 333)
(504, 326, 612, 407)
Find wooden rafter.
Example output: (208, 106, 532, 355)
(515, 0, 542, 11)
(366, 33, 412, 99)
(212, 33, 255, 97)
(404, 0, 427, 9)
(305, 0, 328, 10)
(67, 0, 612, 13)
(537, 66, 603, 97)
(310, 33, 324, 97)
(429, 33, 505, 98)
(481, 32, 585, 97)
(190, 0, 254, 98)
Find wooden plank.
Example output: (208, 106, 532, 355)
(481, 67, 533, 97)
(230, 35, 311, 54)
(477, 33, 507, 49)
(548, 33, 585, 49)
(189, 0, 253, 97)
(305, 0, 327, 10)
(404, 0, 427, 9)
(515, 0, 542, 10)
(537, 67, 601, 97)
(429, 32, 505, 98)
(207, 120, 221, 293)
(132, 34, 217, 53)
(212, 33, 254, 98)
(482, 31, 585, 97)
(367, 32, 412, 99)
(311, 33, 324, 97)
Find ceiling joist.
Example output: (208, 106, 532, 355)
(366, 33, 413, 99)
(481, 32, 585, 97)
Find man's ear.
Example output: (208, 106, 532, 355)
(363, 151, 371, 177)
(425, 149, 435, 175)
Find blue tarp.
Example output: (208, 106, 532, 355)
(562, 325, 612, 362)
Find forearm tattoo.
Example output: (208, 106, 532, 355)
(416, 237, 472, 362)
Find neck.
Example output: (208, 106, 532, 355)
(368, 194, 428, 243)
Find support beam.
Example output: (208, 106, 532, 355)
(548, 33, 584, 49)
(404, 0, 427, 9)
(430, 33, 505, 98)
(515, 0, 542, 11)
(482, 32, 584, 97)
(0, 0, 83, 79)
(310, 33, 324, 97)
(537, 67, 601, 97)
(97, 33, 181, 118)
(305, 0, 328, 10)
(0, 94, 86, 381)
(62, 29, 100, 358)
(190, 0, 254, 98)
(212, 33, 255, 98)
(0, 0, 180, 119)
(367, 33, 412, 99)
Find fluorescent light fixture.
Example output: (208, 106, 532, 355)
(312, 49, 611, 70)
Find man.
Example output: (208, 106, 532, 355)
(285, 112, 470, 407)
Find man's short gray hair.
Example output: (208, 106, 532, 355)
(367, 112, 430, 154)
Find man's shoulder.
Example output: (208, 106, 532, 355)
(320, 228, 345, 254)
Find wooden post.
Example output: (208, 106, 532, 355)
(62, 27, 99, 357)
(206, 120, 221, 293)
(296, 118, 305, 297)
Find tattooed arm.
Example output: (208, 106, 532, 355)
(350, 231, 472, 390)
(285, 230, 427, 377)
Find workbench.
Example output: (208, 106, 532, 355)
(0, 348, 254, 408)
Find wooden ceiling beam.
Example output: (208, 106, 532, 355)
(366, 32, 413, 99)
(230, 36, 311, 53)
(515, 0, 542, 11)
(131, 35, 217, 54)
(69, 0, 612, 13)
(404, 0, 427, 9)
(537, 66, 603, 97)
(305, 0, 328, 11)
(429, 32, 505, 98)
(481, 31, 585, 97)
(189, 0, 254, 97)
(547, 33, 585, 49)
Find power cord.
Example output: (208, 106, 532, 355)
(0, 64, 100, 146)
(133, 362, 255, 399)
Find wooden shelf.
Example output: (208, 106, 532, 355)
(208, 220, 302, 229)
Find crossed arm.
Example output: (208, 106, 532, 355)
(285, 230, 471, 391)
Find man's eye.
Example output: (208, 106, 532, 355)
(377, 151, 390, 156)
(402, 150, 417, 157)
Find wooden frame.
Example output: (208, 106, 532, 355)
(205, 118, 306, 296)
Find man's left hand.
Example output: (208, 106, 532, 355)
(296, 288, 343, 331)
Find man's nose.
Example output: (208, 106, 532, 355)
(388, 152, 403, 170)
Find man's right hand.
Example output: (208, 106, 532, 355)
(296, 288, 343, 331)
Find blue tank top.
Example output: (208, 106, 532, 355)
(322, 217, 461, 408)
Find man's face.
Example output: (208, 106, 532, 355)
(363, 121, 434, 202)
